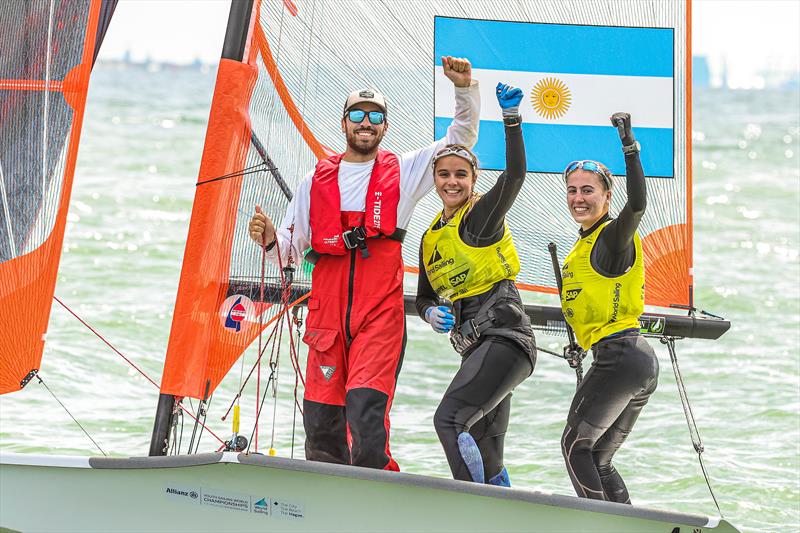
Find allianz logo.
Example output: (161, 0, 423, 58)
(166, 487, 199, 499)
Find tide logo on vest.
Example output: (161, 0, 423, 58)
(372, 191, 382, 228)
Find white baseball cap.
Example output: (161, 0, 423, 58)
(343, 89, 388, 115)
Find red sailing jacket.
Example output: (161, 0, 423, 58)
(309, 150, 400, 255)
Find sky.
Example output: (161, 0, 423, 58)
(97, 0, 800, 89)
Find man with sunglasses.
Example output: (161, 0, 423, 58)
(248, 56, 479, 472)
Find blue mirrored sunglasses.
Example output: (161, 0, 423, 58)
(563, 160, 612, 189)
(345, 109, 385, 125)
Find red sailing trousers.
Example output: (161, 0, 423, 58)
(302, 214, 405, 471)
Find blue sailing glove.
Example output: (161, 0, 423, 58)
(496, 82, 523, 117)
(424, 305, 455, 334)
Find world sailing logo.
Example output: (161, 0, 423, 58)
(427, 245, 443, 266)
(220, 295, 255, 332)
(253, 497, 270, 515)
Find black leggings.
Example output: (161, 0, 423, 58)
(434, 337, 534, 482)
(561, 333, 658, 503)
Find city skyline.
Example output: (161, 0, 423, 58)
(97, 0, 800, 90)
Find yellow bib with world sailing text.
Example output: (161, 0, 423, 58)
(422, 201, 520, 302)
(561, 220, 644, 350)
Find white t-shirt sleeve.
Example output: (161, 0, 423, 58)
(265, 170, 313, 265)
(399, 81, 481, 204)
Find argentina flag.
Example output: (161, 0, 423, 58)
(434, 17, 674, 178)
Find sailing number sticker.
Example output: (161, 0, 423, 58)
(164, 484, 304, 519)
(219, 295, 256, 333)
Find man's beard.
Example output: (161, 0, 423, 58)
(346, 128, 384, 155)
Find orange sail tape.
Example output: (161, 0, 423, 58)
(159, 59, 260, 399)
(685, 0, 695, 292)
(0, 0, 102, 395)
(254, 23, 333, 161)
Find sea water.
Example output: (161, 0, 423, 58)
(0, 65, 797, 533)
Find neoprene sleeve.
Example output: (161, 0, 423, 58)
(416, 121, 526, 318)
(583, 152, 647, 277)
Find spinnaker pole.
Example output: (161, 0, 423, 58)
(149, 0, 256, 456)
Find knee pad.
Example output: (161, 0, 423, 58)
(457, 432, 485, 483)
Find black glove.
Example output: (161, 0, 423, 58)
(610, 112, 636, 147)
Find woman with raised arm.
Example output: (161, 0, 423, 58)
(558, 113, 659, 503)
(416, 84, 535, 486)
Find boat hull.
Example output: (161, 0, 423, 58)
(0, 452, 739, 532)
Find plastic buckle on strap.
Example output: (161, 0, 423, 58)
(342, 227, 366, 249)
(463, 319, 479, 340)
(343, 227, 369, 258)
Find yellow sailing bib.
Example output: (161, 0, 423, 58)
(422, 201, 520, 302)
(561, 220, 644, 349)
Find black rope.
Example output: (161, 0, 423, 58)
(196, 163, 276, 187)
(36, 375, 106, 456)
(661, 336, 724, 518)
(192, 395, 211, 455)
(250, 131, 293, 201)
(186, 398, 205, 455)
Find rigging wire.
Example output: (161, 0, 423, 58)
(192, 395, 212, 455)
(195, 163, 274, 187)
(53, 295, 226, 447)
(289, 306, 304, 458)
(36, 373, 107, 456)
(661, 336, 725, 518)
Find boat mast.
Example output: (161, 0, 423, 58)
(148, 0, 255, 456)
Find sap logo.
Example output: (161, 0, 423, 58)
(565, 288, 582, 301)
(448, 268, 470, 287)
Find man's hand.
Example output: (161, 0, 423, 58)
(610, 112, 636, 146)
(442, 56, 472, 88)
(249, 205, 277, 247)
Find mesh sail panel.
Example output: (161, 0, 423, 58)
(0, 0, 106, 394)
(229, 0, 690, 307)
(0, 0, 90, 262)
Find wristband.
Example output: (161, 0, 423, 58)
(622, 141, 640, 155)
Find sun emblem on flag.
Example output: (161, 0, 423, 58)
(531, 77, 572, 119)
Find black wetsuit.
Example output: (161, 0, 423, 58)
(561, 151, 659, 503)
(416, 120, 535, 483)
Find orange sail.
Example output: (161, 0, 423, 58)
(0, 0, 116, 395)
